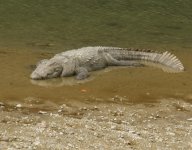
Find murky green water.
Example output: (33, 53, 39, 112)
(0, 0, 192, 106)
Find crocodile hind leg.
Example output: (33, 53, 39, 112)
(111, 60, 144, 67)
(104, 53, 143, 67)
(75, 67, 90, 80)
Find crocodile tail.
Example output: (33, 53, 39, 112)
(101, 47, 184, 73)
(142, 51, 184, 73)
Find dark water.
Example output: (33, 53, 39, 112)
(0, 0, 192, 106)
(0, 0, 192, 49)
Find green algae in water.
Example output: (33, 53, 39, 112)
(0, 0, 192, 49)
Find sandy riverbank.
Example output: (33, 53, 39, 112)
(0, 98, 191, 150)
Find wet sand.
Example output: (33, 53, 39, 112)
(0, 47, 192, 104)
(0, 46, 191, 150)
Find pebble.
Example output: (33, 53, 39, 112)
(0, 99, 191, 149)
(112, 111, 124, 116)
(68, 143, 74, 148)
(80, 107, 87, 110)
(80, 89, 87, 93)
(129, 130, 136, 134)
(0, 102, 5, 106)
(58, 109, 62, 113)
(167, 132, 175, 136)
(125, 141, 132, 145)
(93, 106, 99, 110)
(38, 111, 47, 114)
(187, 118, 192, 121)
(118, 134, 124, 138)
(85, 125, 89, 129)
(77, 137, 84, 141)
(16, 104, 22, 108)
(34, 140, 40, 146)
(111, 125, 116, 130)
(112, 119, 122, 124)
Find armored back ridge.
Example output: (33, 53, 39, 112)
(30, 46, 184, 80)
(102, 47, 184, 72)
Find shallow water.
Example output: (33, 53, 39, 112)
(0, 1, 192, 106)
(0, 47, 191, 105)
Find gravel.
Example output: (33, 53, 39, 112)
(0, 98, 191, 149)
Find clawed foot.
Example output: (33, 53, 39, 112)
(76, 72, 90, 80)
(75, 67, 90, 80)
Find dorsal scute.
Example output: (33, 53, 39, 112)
(142, 51, 184, 73)
(100, 46, 161, 54)
(97, 46, 184, 72)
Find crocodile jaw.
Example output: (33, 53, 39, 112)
(30, 71, 44, 80)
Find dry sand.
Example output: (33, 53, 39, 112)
(0, 98, 191, 150)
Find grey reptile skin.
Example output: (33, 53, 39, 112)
(30, 46, 184, 80)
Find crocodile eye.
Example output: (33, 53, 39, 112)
(52, 72, 59, 76)
(55, 68, 61, 72)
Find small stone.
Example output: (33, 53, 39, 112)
(78, 137, 84, 141)
(68, 143, 74, 148)
(81, 107, 87, 110)
(111, 125, 116, 130)
(187, 118, 192, 121)
(93, 106, 99, 110)
(113, 119, 122, 124)
(125, 141, 132, 145)
(16, 104, 22, 108)
(167, 132, 175, 136)
(81, 89, 87, 93)
(0, 102, 5, 106)
(58, 109, 62, 113)
(38, 111, 47, 114)
(129, 130, 136, 134)
(118, 134, 124, 138)
(34, 141, 40, 146)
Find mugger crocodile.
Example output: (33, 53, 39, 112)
(30, 46, 184, 80)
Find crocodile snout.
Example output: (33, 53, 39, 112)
(30, 71, 43, 80)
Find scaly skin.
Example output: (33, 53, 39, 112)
(30, 46, 184, 80)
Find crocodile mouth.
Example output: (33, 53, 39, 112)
(30, 72, 45, 80)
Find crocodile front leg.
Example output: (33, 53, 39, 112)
(61, 58, 76, 77)
(75, 67, 90, 80)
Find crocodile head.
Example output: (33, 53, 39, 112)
(30, 59, 63, 80)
